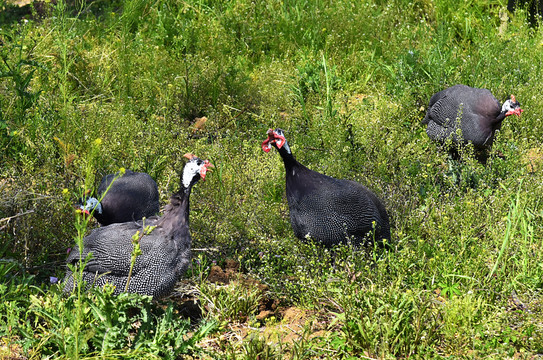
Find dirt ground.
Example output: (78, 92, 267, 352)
(176, 259, 332, 355)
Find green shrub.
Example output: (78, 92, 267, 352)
(26, 284, 216, 359)
(1, 0, 543, 357)
(198, 275, 262, 323)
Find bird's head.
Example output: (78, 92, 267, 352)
(261, 128, 290, 153)
(182, 153, 214, 188)
(75, 189, 102, 218)
(503, 95, 524, 117)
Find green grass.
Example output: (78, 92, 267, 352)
(1, 0, 543, 358)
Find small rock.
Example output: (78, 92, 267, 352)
(208, 265, 229, 284)
(256, 310, 272, 321)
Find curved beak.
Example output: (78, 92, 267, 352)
(75, 205, 91, 217)
(261, 128, 286, 152)
(506, 108, 524, 117)
(200, 160, 214, 180)
(261, 128, 274, 153)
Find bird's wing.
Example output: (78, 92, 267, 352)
(422, 89, 448, 124)
(473, 92, 501, 123)
(67, 222, 161, 277)
(425, 94, 468, 128)
(99, 171, 160, 218)
(97, 173, 117, 195)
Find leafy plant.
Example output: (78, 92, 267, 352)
(437, 281, 461, 298)
(1, 0, 543, 358)
(28, 284, 216, 359)
(334, 285, 440, 358)
(0, 24, 42, 122)
(197, 274, 262, 323)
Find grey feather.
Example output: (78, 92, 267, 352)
(64, 157, 210, 299)
(424, 85, 517, 145)
(263, 128, 390, 247)
(93, 170, 160, 225)
(423, 85, 522, 162)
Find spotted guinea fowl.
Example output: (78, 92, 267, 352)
(262, 128, 390, 247)
(422, 84, 523, 162)
(508, 0, 543, 26)
(78, 170, 160, 226)
(64, 154, 213, 299)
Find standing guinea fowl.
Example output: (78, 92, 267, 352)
(262, 128, 390, 247)
(64, 154, 213, 299)
(508, 0, 543, 26)
(78, 170, 160, 226)
(422, 84, 523, 162)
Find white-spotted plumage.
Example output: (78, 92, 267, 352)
(64, 155, 213, 299)
(423, 85, 523, 162)
(262, 128, 390, 247)
(78, 170, 160, 226)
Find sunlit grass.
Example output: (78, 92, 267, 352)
(1, 0, 543, 358)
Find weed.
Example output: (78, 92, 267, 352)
(27, 284, 216, 359)
(1, 0, 543, 358)
(197, 274, 262, 324)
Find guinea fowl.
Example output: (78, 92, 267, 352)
(422, 84, 523, 162)
(78, 170, 160, 226)
(508, 0, 543, 26)
(64, 154, 213, 299)
(262, 128, 390, 247)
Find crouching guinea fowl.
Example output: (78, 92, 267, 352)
(422, 84, 523, 162)
(64, 154, 213, 299)
(262, 128, 390, 247)
(78, 170, 160, 226)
